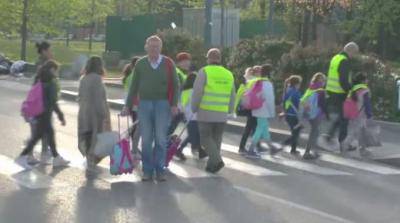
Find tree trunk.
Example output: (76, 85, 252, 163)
(378, 24, 387, 58)
(267, 0, 274, 37)
(220, 0, 225, 48)
(20, 0, 29, 61)
(204, 0, 213, 47)
(311, 13, 318, 44)
(259, 0, 266, 19)
(89, 0, 95, 51)
(301, 8, 311, 47)
(66, 27, 70, 47)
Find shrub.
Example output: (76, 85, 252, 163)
(226, 37, 294, 78)
(157, 28, 207, 70)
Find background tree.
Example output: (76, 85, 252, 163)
(340, 0, 400, 59)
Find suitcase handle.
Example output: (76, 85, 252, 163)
(117, 114, 138, 141)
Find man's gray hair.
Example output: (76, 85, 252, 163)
(344, 42, 359, 55)
(146, 35, 163, 45)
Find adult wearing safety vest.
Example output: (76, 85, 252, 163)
(168, 52, 192, 136)
(192, 48, 235, 173)
(324, 42, 359, 151)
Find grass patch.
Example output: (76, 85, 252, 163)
(0, 39, 105, 64)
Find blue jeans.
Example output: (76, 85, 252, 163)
(138, 100, 172, 175)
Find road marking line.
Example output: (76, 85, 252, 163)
(221, 143, 351, 176)
(183, 148, 286, 176)
(318, 153, 400, 175)
(234, 185, 356, 223)
(168, 162, 216, 178)
(279, 146, 400, 175)
(0, 155, 66, 189)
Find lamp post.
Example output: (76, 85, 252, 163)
(204, 0, 213, 47)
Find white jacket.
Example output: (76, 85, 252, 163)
(252, 81, 276, 118)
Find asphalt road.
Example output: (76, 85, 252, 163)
(0, 80, 400, 223)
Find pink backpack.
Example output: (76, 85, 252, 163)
(21, 82, 44, 120)
(241, 81, 264, 110)
(343, 90, 367, 120)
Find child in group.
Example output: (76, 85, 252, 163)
(282, 75, 303, 155)
(175, 73, 207, 161)
(302, 73, 329, 160)
(16, 60, 70, 169)
(235, 67, 258, 154)
(246, 64, 281, 159)
(341, 73, 373, 156)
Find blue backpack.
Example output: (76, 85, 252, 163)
(300, 89, 323, 120)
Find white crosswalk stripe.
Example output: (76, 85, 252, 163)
(220, 143, 352, 176)
(279, 146, 400, 175)
(182, 151, 286, 176)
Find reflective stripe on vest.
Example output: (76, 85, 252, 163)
(301, 88, 324, 103)
(326, 54, 347, 94)
(348, 84, 369, 97)
(200, 65, 234, 113)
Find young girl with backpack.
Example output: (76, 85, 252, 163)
(175, 73, 207, 161)
(16, 60, 70, 169)
(282, 75, 303, 155)
(235, 67, 258, 154)
(341, 73, 373, 156)
(302, 73, 329, 160)
(246, 64, 281, 159)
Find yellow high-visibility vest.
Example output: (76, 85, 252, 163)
(181, 89, 192, 107)
(326, 54, 348, 94)
(176, 67, 187, 85)
(200, 65, 234, 113)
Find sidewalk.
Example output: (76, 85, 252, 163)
(6, 76, 400, 167)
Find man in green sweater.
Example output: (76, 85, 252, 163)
(123, 35, 179, 182)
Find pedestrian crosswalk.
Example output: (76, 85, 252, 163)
(1, 142, 400, 190)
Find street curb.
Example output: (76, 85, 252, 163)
(104, 81, 123, 89)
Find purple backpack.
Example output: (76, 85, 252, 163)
(241, 81, 264, 110)
(21, 82, 44, 120)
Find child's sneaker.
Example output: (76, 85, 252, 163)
(53, 156, 70, 167)
(40, 150, 53, 165)
(15, 155, 33, 170)
(246, 150, 261, 159)
(27, 154, 40, 165)
(175, 151, 187, 161)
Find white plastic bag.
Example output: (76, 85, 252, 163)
(361, 121, 382, 148)
(93, 131, 119, 158)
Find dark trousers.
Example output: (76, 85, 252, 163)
(178, 121, 201, 152)
(239, 115, 257, 150)
(28, 123, 49, 154)
(168, 112, 185, 135)
(283, 116, 302, 152)
(22, 115, 59, 157)
(327, 93, 348, 143)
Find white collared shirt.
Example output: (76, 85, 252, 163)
(149, 55, 163, 69)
